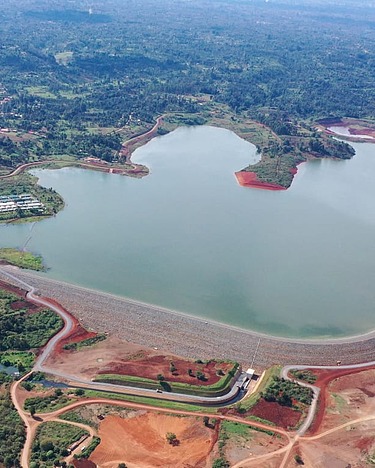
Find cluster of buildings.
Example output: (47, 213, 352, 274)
(0, 194, 44, 214)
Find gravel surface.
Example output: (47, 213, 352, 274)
(2, 268, 375, 369)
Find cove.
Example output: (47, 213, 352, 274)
(1, 126, 375, 338)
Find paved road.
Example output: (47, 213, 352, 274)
(4, 267, 375, 369)
(4, 266, 375, 467)
(1, 267, 244, 406)
(281, 361, 375, 436)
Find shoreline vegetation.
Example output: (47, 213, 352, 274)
(0, 248, 45, 271)
(2, 108, 374, 226)
(1, 0, 374, 220)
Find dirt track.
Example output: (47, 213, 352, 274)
(3, 268, 375, 369)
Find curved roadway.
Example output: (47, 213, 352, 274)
(1, 267, 244, 406)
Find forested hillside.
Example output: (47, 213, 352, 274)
(0, 0, 374, 187)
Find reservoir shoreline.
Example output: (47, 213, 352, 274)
(2, 267, 375, 368)
(2, 127, 375, 340)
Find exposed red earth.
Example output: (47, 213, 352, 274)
(119, 115, 164, 161)
(39, 296, 97, 355)
(235, 171, 286, 190)
(248, 399, 302, 430)
(219, 398, 302, 430)
(73, 461, 96, 468)
(318, 118, 375, 140)
(307, 365, 375, 435)
(90, 413, 217, 468)
(0, 277, 30, 298)
(98, 356, 233, 386)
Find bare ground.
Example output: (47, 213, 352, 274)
(90, 413, 216, 468)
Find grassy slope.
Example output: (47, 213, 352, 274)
(0, 248, 44, 271)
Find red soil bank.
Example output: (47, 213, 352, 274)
(40, 296, 97, 355)
(248, 399, 302, 429)
(235, 171, 286, 191)
(98, 356, 233, 386)
(0, 278, 29, 298)
(73, 461, 96, 468)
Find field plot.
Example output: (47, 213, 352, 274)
(90, 413, 216, 467)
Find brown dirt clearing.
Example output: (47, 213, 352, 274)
(225, 428, 286, 466)
(309, 367, 375, 435)
(90, 412, 216, 468)
(296, 420, 375, 468)
(45, 336, 162, 380)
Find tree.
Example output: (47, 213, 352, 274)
(166, 432, 177, 444)
(203, 416, 209, 427)
(157, 374, 165, 381)
(74, 388, 85, 396)
(118, 464, 127, 468)
(30, 405, 36, 418)
(212, 458, 229, 468)
(196, 371, 206, 381)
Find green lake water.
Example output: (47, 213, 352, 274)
(1, 125, 375, 338)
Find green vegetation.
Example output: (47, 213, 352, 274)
(220, 420, 253, 439)
(24, 389, 72, 413)
(0, 287, 67, 467)
(0, 350, 35, 372)
(0, 172, 64, 223)
(262, 377, 313, 407)
(0, 248, 44, 270)
(0, 0, 373, 196)
(93, 361, 239, 398)
(0, 288, 63, 352)
(62, 333, 106, 351)
(74, 436, 100, 460)
(84, 389, 217, 414)
(212, 459, 230, 468)
(213, 420, 250, 468)
(290, 370, 317, 384)
(239, 366, 281, 411)
(0, 383, 26, 467)
(60, 410, 94, 428)
(165, 432, 177, 444)
(330, 393, 348, 413)
(30, 421, 89, 467)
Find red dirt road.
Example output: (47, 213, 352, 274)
(307, 365, 375, 435)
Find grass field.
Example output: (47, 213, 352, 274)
(0, 248, 44, 271)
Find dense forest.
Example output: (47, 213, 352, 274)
(0, 0, 374, 188)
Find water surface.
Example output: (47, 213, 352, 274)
(1, 126, 375, 338)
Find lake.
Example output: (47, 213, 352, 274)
(1, 126, 375, 338)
